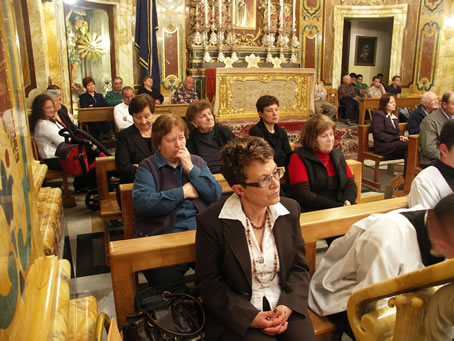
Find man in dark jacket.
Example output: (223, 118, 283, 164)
(408, 91, 439, 135)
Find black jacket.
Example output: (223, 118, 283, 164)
(248, 119, 292, 167)
(187, 124, 234, 154)
(79, 92, 108, 108)
(137, 86, 164, 104)
(115, 124, 155, 183)
(292, 147, 357, 211)
(407, 104, 427, 135)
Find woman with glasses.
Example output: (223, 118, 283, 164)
(196, 136, 315, 341)
(288, 114, 357, 213)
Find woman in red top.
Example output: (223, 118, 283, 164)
(288, 114, 357, 212)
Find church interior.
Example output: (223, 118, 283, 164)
(1, 0, 454, 339)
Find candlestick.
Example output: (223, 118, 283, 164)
(232, 0, 235, 28)
(279, 0, 283, 29)
(205, 0, 208, 27)
(219, 0, 222, 26)
(267, 0, 271, 32)
(292, 0, 295, 31)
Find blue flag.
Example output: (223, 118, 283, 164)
(135, 0, 160, 91)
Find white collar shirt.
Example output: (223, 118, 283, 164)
(219, 193, 290, 311)
(113, 102, 134, 131)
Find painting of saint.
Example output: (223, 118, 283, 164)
(355, 36, 377, 66)
(234, 0, 256, 29)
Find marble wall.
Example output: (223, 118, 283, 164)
(299, 0, 450, 94)
(20, 0, 454, 103)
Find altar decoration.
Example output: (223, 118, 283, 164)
(214, 68, 314, 122)
(188, 0, 300, 66)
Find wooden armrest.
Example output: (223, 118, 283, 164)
(347, 258, 454, 340)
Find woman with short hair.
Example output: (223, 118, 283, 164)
(249, 95, 292, 168)
(115, 94, 155, 184)
(186, 99, 235, 174)
(371, 93, 408, 162)
(79, 76, 108, 108)
(288, 114, 357, 212)
(196, 136, 315, 341)
(137, 76, 164, 104)
(133, 114, 222, 285)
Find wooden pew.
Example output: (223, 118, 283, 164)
(95, 156, 122, 257)
(78, 107, 115, 127)
(403, 134, 422, 194)
(357, 123, 407, 190)
(154, 103, 189, 118)
(119, 173, 233, 240)
(358, 97, 421, 125)
(110, 195, 408, 330)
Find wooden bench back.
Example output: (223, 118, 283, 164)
(357, 123, 408, 162)
(403, 134, 421, 194)
(78, 107, 114, 124)
(109, 196, 408, 326)
(119, 162, 361, 240)
(95, 156, 117, 201)
(154, 103, 189, 118)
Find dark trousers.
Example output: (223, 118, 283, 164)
(218, 311, 316, 341)
(143, 263, 193, 287)
(43, 158, 61, 171)
(339, 97, 359, 121)
(327, 311, 356, 340)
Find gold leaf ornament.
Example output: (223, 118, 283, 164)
(77, 31, 105, 61)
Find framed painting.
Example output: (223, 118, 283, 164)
(233, 0, 256, 30)
(354, 36, 377, 66)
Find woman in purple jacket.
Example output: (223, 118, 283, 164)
(371, 93, 409, 173)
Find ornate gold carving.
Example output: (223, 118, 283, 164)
(214, 68, 315, 122)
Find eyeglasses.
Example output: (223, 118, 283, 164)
(243, 167, 285, 188)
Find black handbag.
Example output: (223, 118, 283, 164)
(122, 291, 205, 341)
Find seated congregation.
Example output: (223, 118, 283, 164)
(29, 71, 454, 339)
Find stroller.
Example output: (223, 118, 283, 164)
(56, 127, 112, 210)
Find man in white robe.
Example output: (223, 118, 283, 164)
(409, 120, 454, 208)
(308, 193, 454, 338)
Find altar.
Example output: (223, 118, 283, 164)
(214, 68, 315, 122)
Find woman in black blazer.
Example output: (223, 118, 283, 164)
(371, 93, 408, 172)
(196, 136, 315, 341)
(115, 94, 155, 184)
(79, 76, 108, 108)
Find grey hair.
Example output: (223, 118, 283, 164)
(421, 91, 437, 105)
(43, 90, 60, 98)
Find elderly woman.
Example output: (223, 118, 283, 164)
(288, 114, 357, 212)
(30, 94, 66, 170)
(115, 94, 156, 184)
(196, 136, 315, 341)
(249, 95, 292, 168)
(133, 114, 222, 285)
(137, 76, 164, 104)
(186, 99, 235, 174)
(371, 93, 408, 163)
